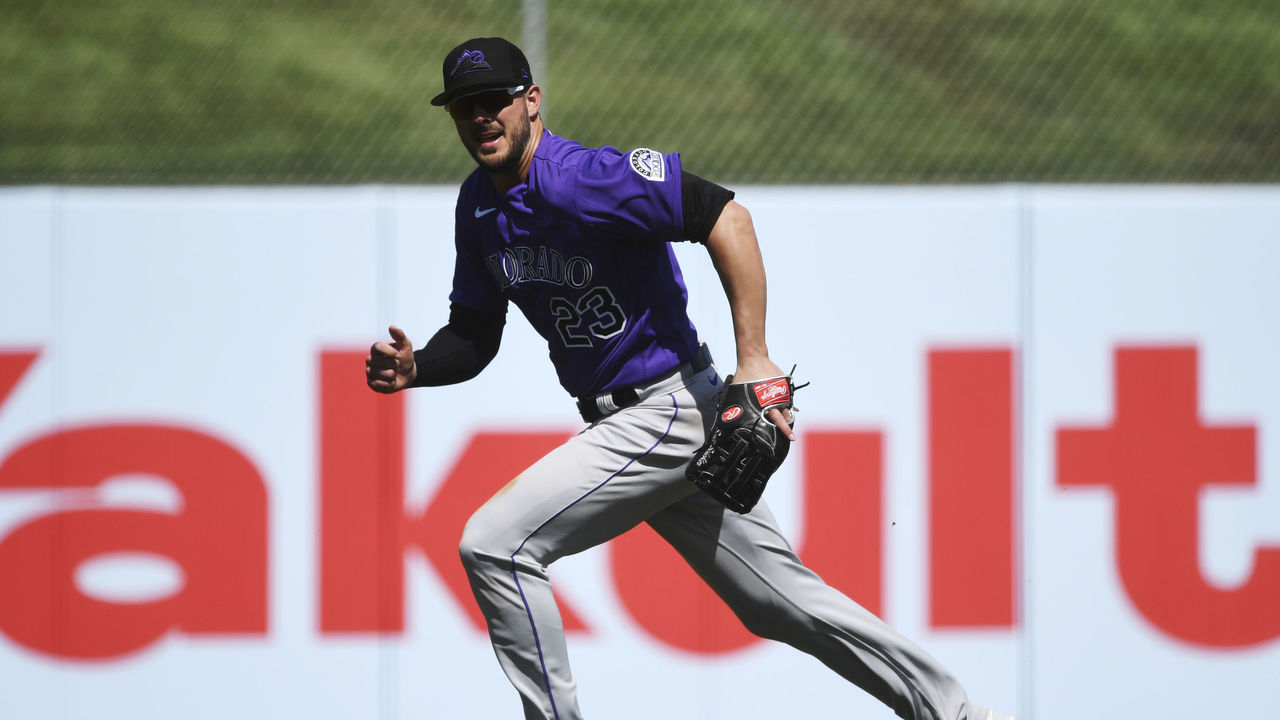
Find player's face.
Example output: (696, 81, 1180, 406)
(449, 86, 533, 175)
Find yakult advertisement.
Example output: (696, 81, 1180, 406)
(1, 186, 1277, 719)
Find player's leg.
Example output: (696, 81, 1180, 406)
(458, 371, 716, 720)
(646, 494, 976, 720)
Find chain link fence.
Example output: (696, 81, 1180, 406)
(3, 0, 1278, 184)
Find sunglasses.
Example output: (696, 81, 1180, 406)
(446, 85, 527, 119)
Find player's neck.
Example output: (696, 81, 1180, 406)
(491, 120, 545, 193)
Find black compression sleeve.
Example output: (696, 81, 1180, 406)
(681, 171, 735, 243)
(409, 303, 505, 387)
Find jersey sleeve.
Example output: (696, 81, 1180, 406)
(570, 146, 685, 241)
(448, 198, 508, 313)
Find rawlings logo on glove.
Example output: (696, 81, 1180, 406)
(685, 371, 805, 514)
(752, 378, 792, 406)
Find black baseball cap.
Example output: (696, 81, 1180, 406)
(430, 37, 534, 107)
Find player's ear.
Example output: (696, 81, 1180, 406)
(525, 84, 542, 121)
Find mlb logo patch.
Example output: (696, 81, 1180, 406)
(628, 148, 666, 182)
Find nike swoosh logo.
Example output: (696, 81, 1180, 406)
(474, 206, 497, 218)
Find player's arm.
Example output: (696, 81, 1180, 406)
(682, 173, 778, 383)
(365, 303, 505, 393)
(703, 200, 777, 382)
(698, 192, 795, 439)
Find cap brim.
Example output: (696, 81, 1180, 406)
(430, 80, 522, 107)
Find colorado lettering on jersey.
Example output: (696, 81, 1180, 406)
(485, 245, 594, 291)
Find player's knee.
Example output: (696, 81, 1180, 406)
(458, 510, 506, 575)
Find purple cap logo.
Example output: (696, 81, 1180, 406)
(452, 49, 493, 76)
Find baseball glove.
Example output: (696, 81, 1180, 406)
(685, 372, 803, 513)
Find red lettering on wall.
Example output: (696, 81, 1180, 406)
(609, 430, 884, 654)
(318, 349, 407, 632)
(805, 431, 885, 619)
(0, 424, 268, 660)
(1057, 346, 1280, 647)
(929, 349, 1016, 628)
(0, 351, 38, 406)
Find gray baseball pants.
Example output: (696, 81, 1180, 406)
(458, 355, 976, 720)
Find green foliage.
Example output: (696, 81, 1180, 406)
(2, 0, 1277, 183)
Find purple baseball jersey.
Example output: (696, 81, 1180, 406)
(449, 130, 702, 397)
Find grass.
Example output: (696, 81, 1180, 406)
(2, 0, 1278, 184)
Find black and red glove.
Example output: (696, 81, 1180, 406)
(686, 373, 799, 513)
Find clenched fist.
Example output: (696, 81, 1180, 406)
(365, 325, 417, 393)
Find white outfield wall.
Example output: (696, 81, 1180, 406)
(0, 185, 1278, 719)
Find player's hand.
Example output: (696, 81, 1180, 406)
(731, 356, 796, 440)
(365, 325, 417, 393)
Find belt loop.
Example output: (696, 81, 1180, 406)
(578, 386, 640, 423)
(595, 393, 614, 417)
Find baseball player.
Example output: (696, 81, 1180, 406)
(365, 36, 1013, 720)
